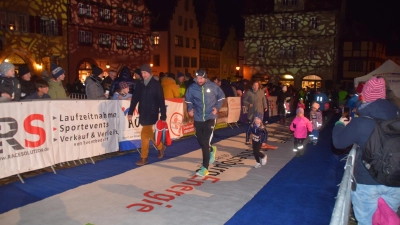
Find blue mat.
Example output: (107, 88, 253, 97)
(0, 125, 248, 214)
(225, 115, 345, 225)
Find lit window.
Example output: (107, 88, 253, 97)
(153, 35, 159, 45)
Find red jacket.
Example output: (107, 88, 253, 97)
(154, 120, 172, 146)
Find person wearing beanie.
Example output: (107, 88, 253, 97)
(245, 112, 269, 168)
(108, 66, 136, 98)
(161, 72, 179, 98)
(176, 72, 186, 97)
(112, 81, 132, 100)
(309, 102, 322, 145)
(85, 65, 108, 100)
(185, 68, 225, 176)
(332, 76, 400, 225)
(18, 65, 35, 99)
(290, 106, 312, 157)
(127, 64, 167, 166)
(0, 62, 21, 102)
(48, 62, 67, 99)
(133, 68, 142, 80)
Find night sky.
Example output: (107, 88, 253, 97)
(145, 0, 400, 47)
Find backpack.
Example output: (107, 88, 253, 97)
(362, 117, 400, 187)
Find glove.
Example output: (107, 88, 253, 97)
(292, 123, 296, 129)
(336, 117, 351, 126)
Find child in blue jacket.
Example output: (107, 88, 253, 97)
(245, 113, 268, 168)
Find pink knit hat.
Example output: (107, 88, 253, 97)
(362, 77, 386, 102)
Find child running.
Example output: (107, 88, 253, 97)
(309, 102, 323, 145)
(297, 98, 305, 109)
(290, 108, 312, 157)
(245, 113, 268, 168)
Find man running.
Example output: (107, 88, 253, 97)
(185, 69, 225, 176)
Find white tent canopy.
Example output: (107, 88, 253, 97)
(354, 59, 400, 98)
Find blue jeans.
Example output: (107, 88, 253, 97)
(309, 129, 319, 143)
(351, 184, 400, 225)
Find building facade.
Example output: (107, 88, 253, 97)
(68, 0, 152, 83)
(341, 40, 386, 88)
(220, 27, 238, 80)
(0, 0, 68, 77)
(151, 0, 200, 77)
(196, 0, 221, 79)
(243, 0, 342, 89)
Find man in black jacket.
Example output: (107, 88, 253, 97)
(127, 64, 167, 166)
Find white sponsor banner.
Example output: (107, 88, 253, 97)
(119, 100, 142, 143)
(0, 102, 54, 179)
(50, 100, 119, 164)
(385, 75, 400, 98)
(165, 98, 184, 139)
(227, 97, 241, 123)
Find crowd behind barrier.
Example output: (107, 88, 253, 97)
(329, 145, 357, 225)
(0, 97, 249, 180)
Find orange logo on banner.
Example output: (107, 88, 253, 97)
(169, 112, 183, 136)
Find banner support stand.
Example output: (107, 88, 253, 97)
(50, 165, 56, 174)
(227, 122, 239, 129)
(90, 157, 95, 164)
(17, 174, 24, 184)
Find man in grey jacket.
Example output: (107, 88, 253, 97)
(85, 65, 108, 99)
(185, 69, 225, 176)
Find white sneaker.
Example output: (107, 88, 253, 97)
(261, 155, 268, 165)
(254, 162, 261, 168)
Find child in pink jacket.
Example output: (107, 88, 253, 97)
(290, 108, 312, 157)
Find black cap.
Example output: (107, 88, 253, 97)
(92, 66, 104, 77)
(18, 65, 30, 77)
(195, 69, 206, 77)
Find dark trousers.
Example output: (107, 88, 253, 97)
(294, 138, 305, 154)
(252, 142, 265, 163)
(194, 119, 216, 169)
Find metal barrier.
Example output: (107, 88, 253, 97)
(329, 144, 358, 225)
(69, 93, 87, 99)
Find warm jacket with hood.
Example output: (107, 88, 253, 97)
(18, 78, 35, 99)
(85, 76, 107, 100)
(243, 88, 267, 121)
(332, 99, 399, 185)
(314, 92, 328, 111)
(109, 66, 137, 96)
(290, 116, 312, 139)
(161, 77, 180, 98)
(48, 79, 67, 99)
(128, 76, 166, 126)
(185, 78, 225, 122)
(246, 123, 268, 143)
(0, 74, 21, 101)
(220, 79, 235, 98)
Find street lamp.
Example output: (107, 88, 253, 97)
(150, 63, 153, 67)
(236, 66, 240, 71)
(106, 63, 110, 69)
